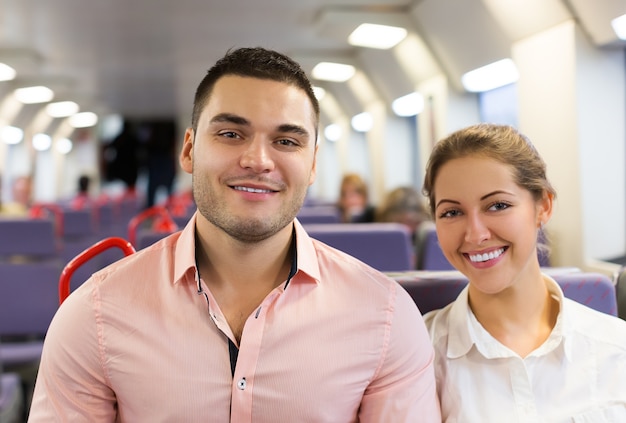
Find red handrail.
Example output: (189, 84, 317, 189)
(127, 206, 179, 247)
(29, 202, 64, 237)
(58, 237, 136, 305)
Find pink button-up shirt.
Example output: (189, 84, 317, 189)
(29, 214, 440, 422)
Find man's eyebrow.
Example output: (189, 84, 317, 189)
(277, 124, 310, 138)
(210, 113, 249, 126)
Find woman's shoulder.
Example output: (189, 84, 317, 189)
(564, 297, 626, 349)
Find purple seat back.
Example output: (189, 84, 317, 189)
(0, 218, 61, 338)
(0, 263, 61, 336)
(297, 207, 340, 224)
(136, 230, 177, 250)
(62, 209, 96, 238)
(0, 372, 23, 420)
(0, 218, 57, 257)
(304, 223, 414, 272)
(416, 222, 454, 271)
(617, 267, 626, 320)
(394, 270, 617, 316)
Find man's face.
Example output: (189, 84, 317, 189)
(180, 75, 318, 243)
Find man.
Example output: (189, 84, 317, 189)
(29, 47, 440, 422)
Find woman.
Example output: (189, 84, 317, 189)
(422, 123, 626, 422)
(337, 173, 375, 223)
(375, 186, 429, 238)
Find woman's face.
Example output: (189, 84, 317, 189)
(340, 183, 366, 214)
(432, 155, 552, 294)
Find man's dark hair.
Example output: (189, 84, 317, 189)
(191, 47, 319, 137)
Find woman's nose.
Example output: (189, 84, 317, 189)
(465, 213, 490, 245)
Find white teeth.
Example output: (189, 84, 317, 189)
(469, 248, 504, 263)
(234, 186, 272, 193)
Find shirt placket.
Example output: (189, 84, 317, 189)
(230, 290, 280, 423)
(510, 358, 539, 423)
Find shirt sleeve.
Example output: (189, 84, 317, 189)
(358, 283, 441, 422)
(28, 280, 118, 422)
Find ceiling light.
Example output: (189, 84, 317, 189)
(461, 58, 519, 93)
(324, 123, 342, 142)
(46, 101, 79, 118)
(348, 23, 408, 49)
(0, 63, 16, 81)
(611, 14, 626, 40)
(351, 112, 373, 132)
(55, 138, 73, 154)
(392, 92, 424, 116)
(14, 85, 54, 104)
(312, 62, 355, 82)
(1, 126, 24, 144)
(32, 133, 52, 151)
(312, 86, 326, 100)
(69, 112, 98, 128)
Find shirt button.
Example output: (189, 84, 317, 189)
(237, 378, 247, 390)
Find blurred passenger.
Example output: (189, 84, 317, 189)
(0, 175, 32, 216)
(70, 174, 93, 209)
(103, 120, 140, 193)
(144, 120, 177, 209)
(337, 173, 375, 223)
(422, 123, 626, 421)
(29, 47, 440, 422)
(375, 186, 429, 239)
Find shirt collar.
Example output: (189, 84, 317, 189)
(445, 273, 572, 361)
(291, 218, 321, 285)
(172, 212, 321, 287)
(173, 211, 199, 285)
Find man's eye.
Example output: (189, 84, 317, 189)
(220, 131, 239, 139)
(276, 139, 297, 146)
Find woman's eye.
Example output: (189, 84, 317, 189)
(489, 202, 510, 211)
(438, 209, 460, 219)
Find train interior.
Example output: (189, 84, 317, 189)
(0, 0, 626, 420)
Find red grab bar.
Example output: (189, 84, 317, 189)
(127, 206, 178, 247)
(58, 237, 136, 305)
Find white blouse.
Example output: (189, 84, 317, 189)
(424, 275, 626, 423)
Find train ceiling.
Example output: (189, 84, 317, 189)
(0, 0, 623, 124)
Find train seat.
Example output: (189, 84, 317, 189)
(297, 206, 340, 224)
(415, 222, 454, 271)
(304, 222, 414, 272)
(0, 371, 23, 423)
(392, 269, 618, 316)
(615, 267, 626, 321)
(0, 218, 62, 368)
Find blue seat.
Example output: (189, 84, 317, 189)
(393, 269, 618, 316)
(304, 222, 414, 272)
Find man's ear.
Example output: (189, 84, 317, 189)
(180, 128, 194, 174)
(308, 144, 318, 186)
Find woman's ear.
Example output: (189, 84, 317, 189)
(537, 191, 554, 228)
